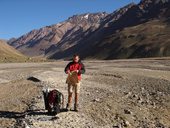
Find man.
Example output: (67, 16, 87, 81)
(64, 54, 85, 111)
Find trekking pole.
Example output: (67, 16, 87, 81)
(61, 93, 64, 109)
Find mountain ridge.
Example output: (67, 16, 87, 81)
(8, 0, 170, 59)
(8, 12, 108, 57)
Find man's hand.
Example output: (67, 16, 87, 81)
(67, 70, 70, 74)
(67, 70, 79, 74)
(71, 70, 79, 74)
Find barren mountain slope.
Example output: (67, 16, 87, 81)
(0, 40, 27, 62)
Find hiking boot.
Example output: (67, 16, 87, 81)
(74, 104, 79, 112)
(66, 103, 71, 111)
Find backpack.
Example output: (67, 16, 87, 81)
(43, 89, 64, 115)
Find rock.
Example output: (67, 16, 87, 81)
(150, 102, 156, 108)
(124, 109, 132, 114)
(124, 91, 132, 96)
(86, 92, 90, 95)
(113, 125, 121, 128)
(138, 97, 144, 104)
(133, 94, 137, 98)
(37, 95, 42, 99)
(93, 98, 100, 102)
(141, 87, 145, 93)
(96, 90, 99, 93)
(27, 76, 41, 82)
(124, 120, 130, 127)
(23, 121, 30, 128)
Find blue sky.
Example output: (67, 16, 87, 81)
(0, 0, 140, 39)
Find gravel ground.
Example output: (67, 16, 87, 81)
(0, 59, 170, 128)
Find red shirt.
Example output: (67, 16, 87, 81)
(65, 61, 85, 80)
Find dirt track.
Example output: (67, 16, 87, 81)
(0, 59, 170, 128)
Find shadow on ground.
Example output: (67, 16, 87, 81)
(0, 108, 68, 119)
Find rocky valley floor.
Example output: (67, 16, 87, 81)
(0, 58, 170, 128)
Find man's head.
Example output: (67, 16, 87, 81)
(73, 54, 80, 63)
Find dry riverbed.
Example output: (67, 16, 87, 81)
(0, 58, 170, 128)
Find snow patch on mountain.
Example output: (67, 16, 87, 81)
(84, 14, 89, 19)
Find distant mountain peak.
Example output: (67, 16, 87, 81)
(67, 12, 108, 24)
(84, 14, 89, 19)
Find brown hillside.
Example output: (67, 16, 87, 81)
(84, 19, 170, 59)
(0, 40, 27, 62)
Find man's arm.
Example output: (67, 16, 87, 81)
(64, 62, 71, 74)
(79, 62, 85, 74)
